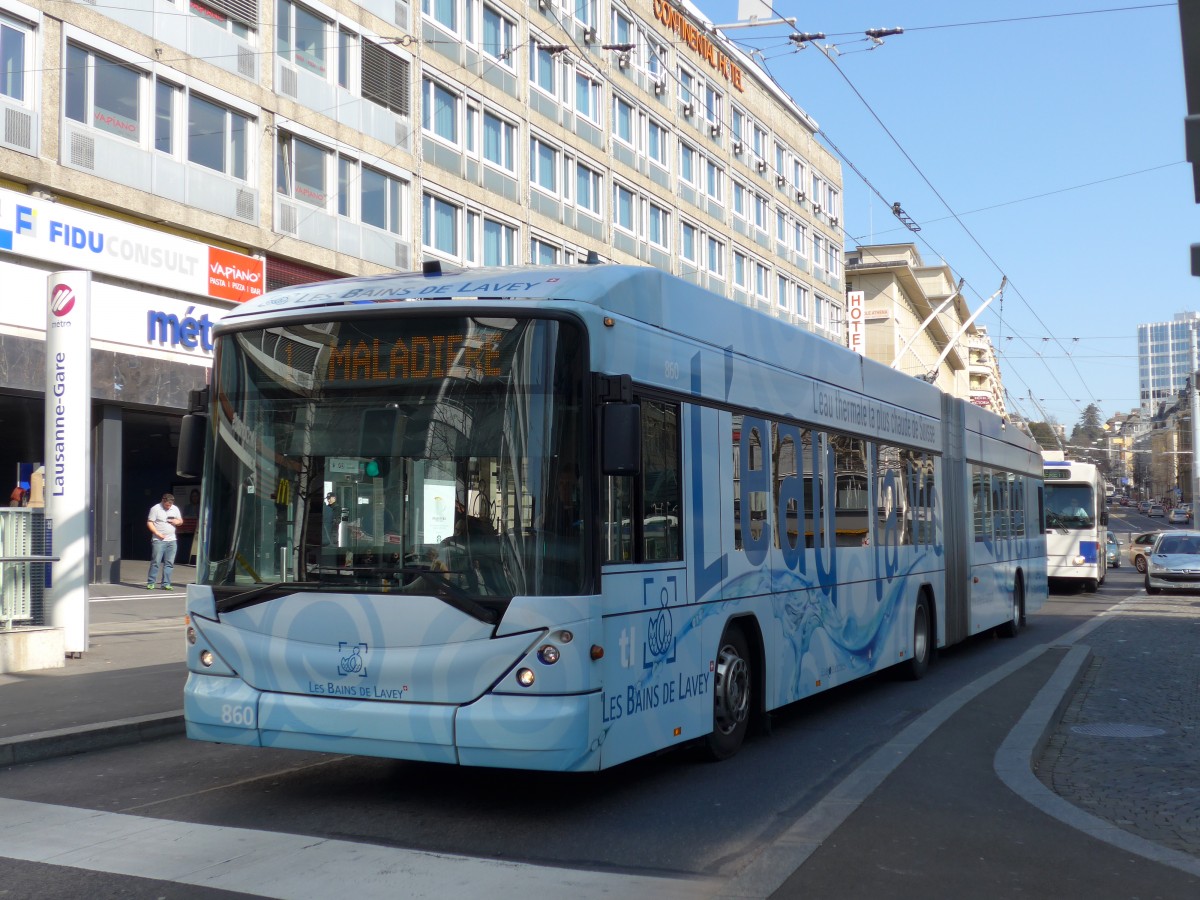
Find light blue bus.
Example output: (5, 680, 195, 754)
(179, 264, 1048, 770)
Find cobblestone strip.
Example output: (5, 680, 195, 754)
(1036, 595, 1200, 858)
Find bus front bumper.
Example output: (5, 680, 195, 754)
(184, 673, 603, 771)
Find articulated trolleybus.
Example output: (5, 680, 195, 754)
(179, 264, 1047, 771)
(1042, 455, 1107, 591)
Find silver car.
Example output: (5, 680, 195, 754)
(1145, 530, 1200, 594)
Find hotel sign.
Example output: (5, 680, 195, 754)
(653, 0, 745, 92)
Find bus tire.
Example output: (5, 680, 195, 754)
(902, 594, 932, 680)
(1084, 578, 1098, 593)
(999, 574, 1023, 639)
(703, 626, 752, 761)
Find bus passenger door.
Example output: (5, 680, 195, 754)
(597, 398, 708, 767)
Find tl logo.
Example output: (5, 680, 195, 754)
(337, 641, 368, 677)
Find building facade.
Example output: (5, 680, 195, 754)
(844, 243, 976, 400)
(1138, 311, 1200, 417)
(0, 0, 845, 580)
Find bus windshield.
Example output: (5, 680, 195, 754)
(201, 314, 588, 604)
(1045, 483, 1095, 529)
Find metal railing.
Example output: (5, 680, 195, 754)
(0, 508, 53, 630)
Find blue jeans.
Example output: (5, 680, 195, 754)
(148, 539, 178, 586)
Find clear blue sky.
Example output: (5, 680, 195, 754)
(693, 1, 1198, 428)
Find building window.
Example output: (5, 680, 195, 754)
(65, 43, 141, 142)
(188, 94, 249, 179)
(648, 202, 669, 249)
(707, 236, 725, 277)
(704, 82, 721, 127)
(576, 161, 603, 216)
(732, 180, 747, 222)
(154, 80, 178, 153)
(532, 236, 559, 264)
(753, 193, 767, 232)
(277, 0, 329, 76)
(679, 141, 698, 187)
(777, 274, 788, 309)
(796, 283, 809, 319)
(530, 136, 559, 192)
(423, 0, 459, 33)
(678, 65, 695, 106)
(482, 4, 516, 65)
(422, 77, 459, 144)
(733, 250, 747, 288)
(731, 107, 744, 141)
(361, 165, 406, 234)
(614, 94, 635, 146)
(190, 1, 254, 40)
(482, 110, 516, 171)
(613, 182, 635, 232)
(705, 158, 723, 203)
(575, 70, 600, 122)
(483, 217, 515, 264)
(530, 41, 559, 97)
(754, 261, 768, 302)
(361, 39, 411, 116)
(1, 17, 29, 102)
(277, 132, 329, 207)
(647, 118, 668, 168)
(423, 192, 460, 255)
(680, 220, 697, 264)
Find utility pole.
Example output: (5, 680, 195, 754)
(1191, 329, 1200, 507)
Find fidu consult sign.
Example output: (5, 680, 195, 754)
(45, 271, 91, 654)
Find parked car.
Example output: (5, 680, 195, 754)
(1105, 532, 1121, 568)
(1148, 504, 1166, 518)
(1128, 531, 1161, 572)
(1145, 530, 1200, 594)
(1138, 500, 1152, 513)
(1168, 507, 1191, 525)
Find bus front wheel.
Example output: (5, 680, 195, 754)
(704, 626, 752, 761)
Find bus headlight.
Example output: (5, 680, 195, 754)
(186, 625, 197, 645)
(537, 645, 560, 665)
(200, 649, 214, 668)
(516, 667, 535, 687)
(1073, 555, 1085, 566)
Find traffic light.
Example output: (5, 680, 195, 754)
(360, 407, 405, 478)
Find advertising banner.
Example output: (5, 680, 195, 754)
(0, 187, 263, 303)
(45, 271, 92, 654)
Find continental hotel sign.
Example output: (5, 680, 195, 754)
(652, 0, 745, 92)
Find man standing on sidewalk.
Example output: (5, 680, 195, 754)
(147, 493, 183, 590)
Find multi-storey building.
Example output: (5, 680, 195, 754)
(0, 0, 845, 578)
(844, 243, 975, 399)
(966, 326, 1005, 416)
(1138, 312, 1200, 417)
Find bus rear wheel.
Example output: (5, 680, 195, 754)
(1000, 574, 1023, 639)
(902, 595, 932, 680)
(704, 626, 752, 761)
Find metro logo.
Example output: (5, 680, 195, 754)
(50, 283, 76, 317)
(207, 247, 264, 302)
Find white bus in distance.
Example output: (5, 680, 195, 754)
(1042, 456, 1107, 591)
(178, 264, 1049, 771)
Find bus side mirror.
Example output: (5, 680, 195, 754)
(602, 403, 641, 476)
(177, 413, 207, 479)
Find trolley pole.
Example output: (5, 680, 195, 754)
(1191, 330, 1200, 508)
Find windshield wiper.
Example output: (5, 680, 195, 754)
(216, 581, 322, 614)
(398, 567, 500, 624)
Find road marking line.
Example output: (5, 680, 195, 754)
(0, 798, 714, 899)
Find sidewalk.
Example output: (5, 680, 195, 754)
(1, 579, 1198, 895)
(0, 559, 193, 765)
